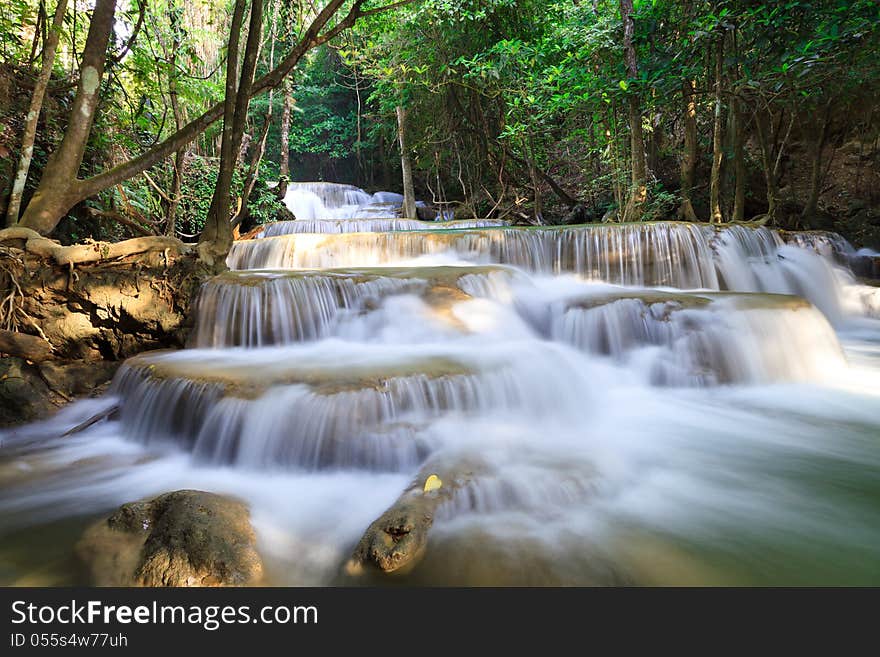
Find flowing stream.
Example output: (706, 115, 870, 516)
(3, 182, 880, 585)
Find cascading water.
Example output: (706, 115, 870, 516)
(283, 182, 388, 221)
(274, 181, 498, 231)
(3, 208, 880, 586)
(258, 219, 508, 236)
(227, 222, 879, 323)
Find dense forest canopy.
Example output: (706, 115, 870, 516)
(1, 0, 879, 248)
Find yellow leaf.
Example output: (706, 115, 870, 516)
(423, 474, 442, 493)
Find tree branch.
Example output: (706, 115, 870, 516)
(77, 0, 414, 202)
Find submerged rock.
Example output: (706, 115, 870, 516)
(345, 462, 481, 576)
(77, 490, 263, 587)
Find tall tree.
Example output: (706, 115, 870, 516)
(15, 0, 116, 234)
(277, 79, 293, 199)
(199, 0, 263, 263)
(709, 33, 724, 224)
(164, 4, 188, 237)
(620, 0, 647, 221)
(16, 0, 411, 237)
(396, 104, 417, 219)
(678, 79, 698, 221)
(5, 0, 68, 226)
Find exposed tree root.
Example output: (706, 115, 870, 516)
(0, 232, 206, 425)
(0, 227, 190, 266)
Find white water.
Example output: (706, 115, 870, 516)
(267, 182, 502, 235)
(3, 197, 880, 585)
(283, 182, 390, 221)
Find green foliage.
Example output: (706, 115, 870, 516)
(176, 155, 220, 235)
(641, 183, 678, 222)
(0, 0, 35, 61)
(2, 0, 879, 235)
(287, 48, 360, 160)
(244, 174, 288, 227)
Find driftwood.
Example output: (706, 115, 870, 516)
(0, 328, 54, 361)
(0, 227, 189, 266)
(345, 461, 480, 576)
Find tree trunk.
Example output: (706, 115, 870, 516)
(166, 144, 185, 237)
(605, 113, 623, 220)
(233, 100, 273, 230)
(802, 100, 832, 223)
(620, 0, 647, 222)
(397, 105, 417, 220)
(527, 151, 543, 224)
(754, 108, 778, 221)
(234, 4, 277, 230)
(379, 132, 391, 190)
(709, 35, 724, 224)
(6, 0, 68, 226)
(18, 0, 117, 234)
(12, 0, 380, 237)
(678, 79, 698, 221)
(199, 0, 263, 264)
(353, 66, 364, 185)
(165, 8, 186, 237)
(732, 96, 746, 222)
(277, 79, 292, 200)
(28, 0, 46, 68)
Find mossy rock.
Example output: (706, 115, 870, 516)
(120, 350, 476, 401)
(76, 490, 263, 587)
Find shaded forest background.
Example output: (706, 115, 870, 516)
(1, 0, 879, 248)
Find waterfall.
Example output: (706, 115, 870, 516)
(275, 181, 493, 231)
(226, 222, 875, 322)
(110, 341, 598, 471)
(258, 218, 508, 236)
(193, 267, 522, 347)
(192, 271, 425, 347)
(547, 293, 845, 385)
(227, 223, 721, 283)
(4, 207, 880, 587)
(283, 182, 383, 220)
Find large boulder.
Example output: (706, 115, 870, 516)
(77, 490, 263, 587)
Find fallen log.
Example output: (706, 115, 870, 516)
(345, 461, 480, 576)
(61, 403, 119, 437)
(0, 328, 54, 361)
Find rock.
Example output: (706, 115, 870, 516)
(38, 359, 119, 399)
(850, 252, 880, 279)
(345, 461, 481, 577)
(561, 204, 591, 225)
(0, 357, 120, 427)
(416, 204, 439, 221)
(77, 490, 263, 587)
(1, 247, 203, 361)
(0, 357, 55, 426)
